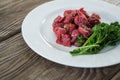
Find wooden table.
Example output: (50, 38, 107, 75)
(0, 0, 120, 80)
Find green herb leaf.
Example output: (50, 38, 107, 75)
(70, 22, 120, 56)
(77, 36, 83, 45)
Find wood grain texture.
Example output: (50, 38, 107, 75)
(111, 71, 120, 80)
(0, 0, 120, 80)
(0, 0, 50, 42)
(1, 33, 120, 80)
(103, 0, 120, 6)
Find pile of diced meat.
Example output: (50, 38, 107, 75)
(52, 8, 101, 47)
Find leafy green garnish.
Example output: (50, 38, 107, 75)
(77, 36, 83, 45)
(70, 22, 120, 56)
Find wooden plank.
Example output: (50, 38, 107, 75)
(1, 33, 120, 80)
(0, 0, 50, 42)
(103, 0, 120, 6)
(0, 0, 120, 80)
(111, 71, 120, 80)
(0, 33, 53, 80)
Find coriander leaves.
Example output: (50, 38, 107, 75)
(70, 22, 120, 56)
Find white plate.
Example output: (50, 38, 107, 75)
(22, 0, 120, 68)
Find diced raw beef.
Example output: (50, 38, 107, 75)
(88, 13, 101, 27)
(54, 27, 66, 38)
(52, 22, 64, 30)
(63, 16, 74, 24)
(64, 23, 76, 34)
(52, 8, 101, 47)
(78, 26, 91, 37)
(61, 34, 71, 46)
(74, 41, 81, 47)
(56, 38, 62, 44)
(79, 8, 89, 18)
(64, 10, 77, 17)
(54, 16, 64, 23)
(71, 29, 81, 37)
(71, 36, 77, 44)
(52, 16, 64, 30)
(74, 15, 91, 27)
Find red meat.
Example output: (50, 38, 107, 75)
(70, 29, 81, 45)
(79, 8, 89, 18)
(54, 16, 64, 23)
(91, 13, 101, 19)
(56, 38, 62, 44)
(74, 41, 81, 47)
(74, 15, 91, 27)
(71, 29, 81, 37)
(52, 16, 64, 30)
(64, 10, 77, 17)
(88, 13, 101, 27)
(71, 36, 77, 44)
(78, 26, 91, 37)
(52, 22, 64, 30)
(56, 34, 71, 47)
(52, 8, 101, 47)
(63, 16, 74, 24)
(61, 34, 71, 46)
(54, 27, 66, 39)
(64, 23, 76, 34)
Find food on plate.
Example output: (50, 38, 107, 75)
(52, 8, 120, 56)
(52, 8, 101, 47)
(70, 22, 120, 55)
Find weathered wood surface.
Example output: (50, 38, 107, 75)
(0, 0, 120, 80)
(0, 0, 50, 42)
